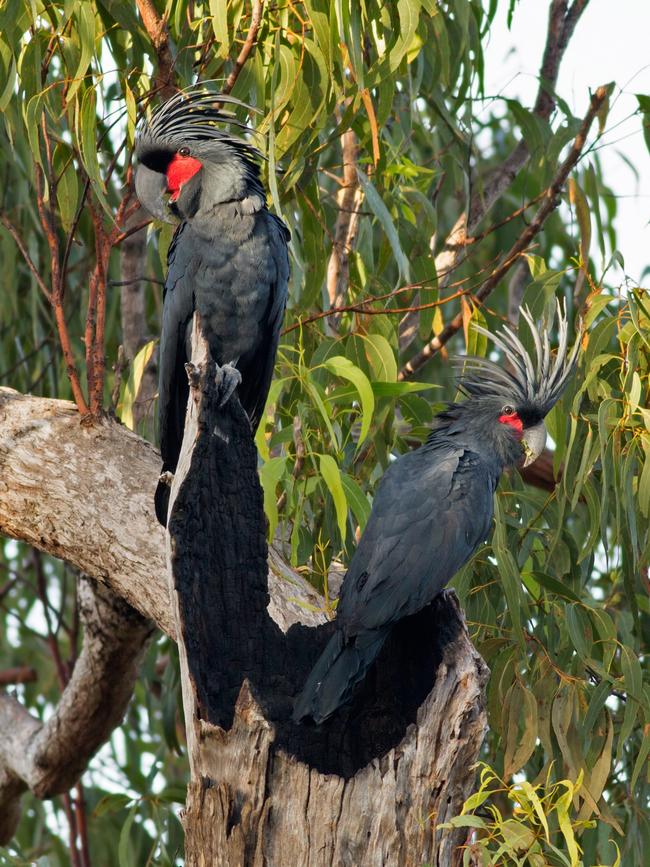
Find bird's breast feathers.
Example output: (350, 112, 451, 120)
(165, 208, 285, 364)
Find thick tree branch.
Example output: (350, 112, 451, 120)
(0, 387, 326, 638)
(0, 577, 154, 844)
(398, 85, 606, 380)
(399, 0, 590, 352)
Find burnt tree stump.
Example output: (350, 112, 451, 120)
(166, 319, 489, 866)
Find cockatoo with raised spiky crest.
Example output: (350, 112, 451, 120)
(135, 90, 290, 525)
(294, 302, 580, 724)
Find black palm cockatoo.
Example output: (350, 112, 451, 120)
(134, 90, 290, 525)
(294, 302, 580, 724)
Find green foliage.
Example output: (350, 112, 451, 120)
(440, 764, 622, 866)
(0, 1, 648, 864)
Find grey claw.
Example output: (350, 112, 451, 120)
(216, 361, 242, 408)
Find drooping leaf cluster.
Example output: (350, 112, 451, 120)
(0, 2, 648, 865)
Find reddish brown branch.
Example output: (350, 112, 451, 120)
(86, 200, 111, 416)
(0, 667, 37, 686)
(34, 157, 89, 415)
(222, 0, 266, 95)
(284, 287, 469, 335)
(136, 0, 176, 99)
(75, 782, 91, 867)
(399, 85, 607, 380)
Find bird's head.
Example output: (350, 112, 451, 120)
(134, 89, 264, 224)
(451, 301, 581, 468)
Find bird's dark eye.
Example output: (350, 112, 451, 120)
(178, 147, 190, 157)
(502, 405, 515, 415)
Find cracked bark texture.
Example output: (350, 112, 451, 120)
(165, 321, 489, 866)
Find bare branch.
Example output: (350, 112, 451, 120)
(399, 85, 607, 380)
(222, 0, 266, 96)
(0, 577, 153, 844)
(326, 128, 364, 329)
(399, 0, 591, 351)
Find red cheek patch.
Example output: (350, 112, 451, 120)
(166, 154, 203, 200)
(498, 413, 524, 438)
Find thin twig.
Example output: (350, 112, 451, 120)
(62, 792, 82, 867)
(33, 550, 68, 689)
(34, 157, 89, 414)
(109, 275, 165, 287)
(0, 215, 52, 302)
(222, 0, 266, 95)
(111, 218, 152, 246)
(283, 253, 503, 335)
(399, 0, 591, 351)
(283, 287, 469, 335)
(74, 781, 91, 867)
(276, 417, 305, 512)
(398, 85, 608, 380)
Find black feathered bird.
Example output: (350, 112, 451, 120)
(135, 90, 290, 525)
(293, 302, 580, 724)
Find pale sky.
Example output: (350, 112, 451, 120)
(483, 0, 650, 285)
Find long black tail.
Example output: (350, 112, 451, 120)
(293, 628, 388, 724)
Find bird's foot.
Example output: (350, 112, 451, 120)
(158, 470, 174, 487)
(215, 361, 242, 408)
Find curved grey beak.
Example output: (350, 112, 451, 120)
(134, 163, 177, 224)
(521, 421, 546, 467)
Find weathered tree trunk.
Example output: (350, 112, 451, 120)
(166, 321, 489, 866)
(0, 379, 489, 864)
